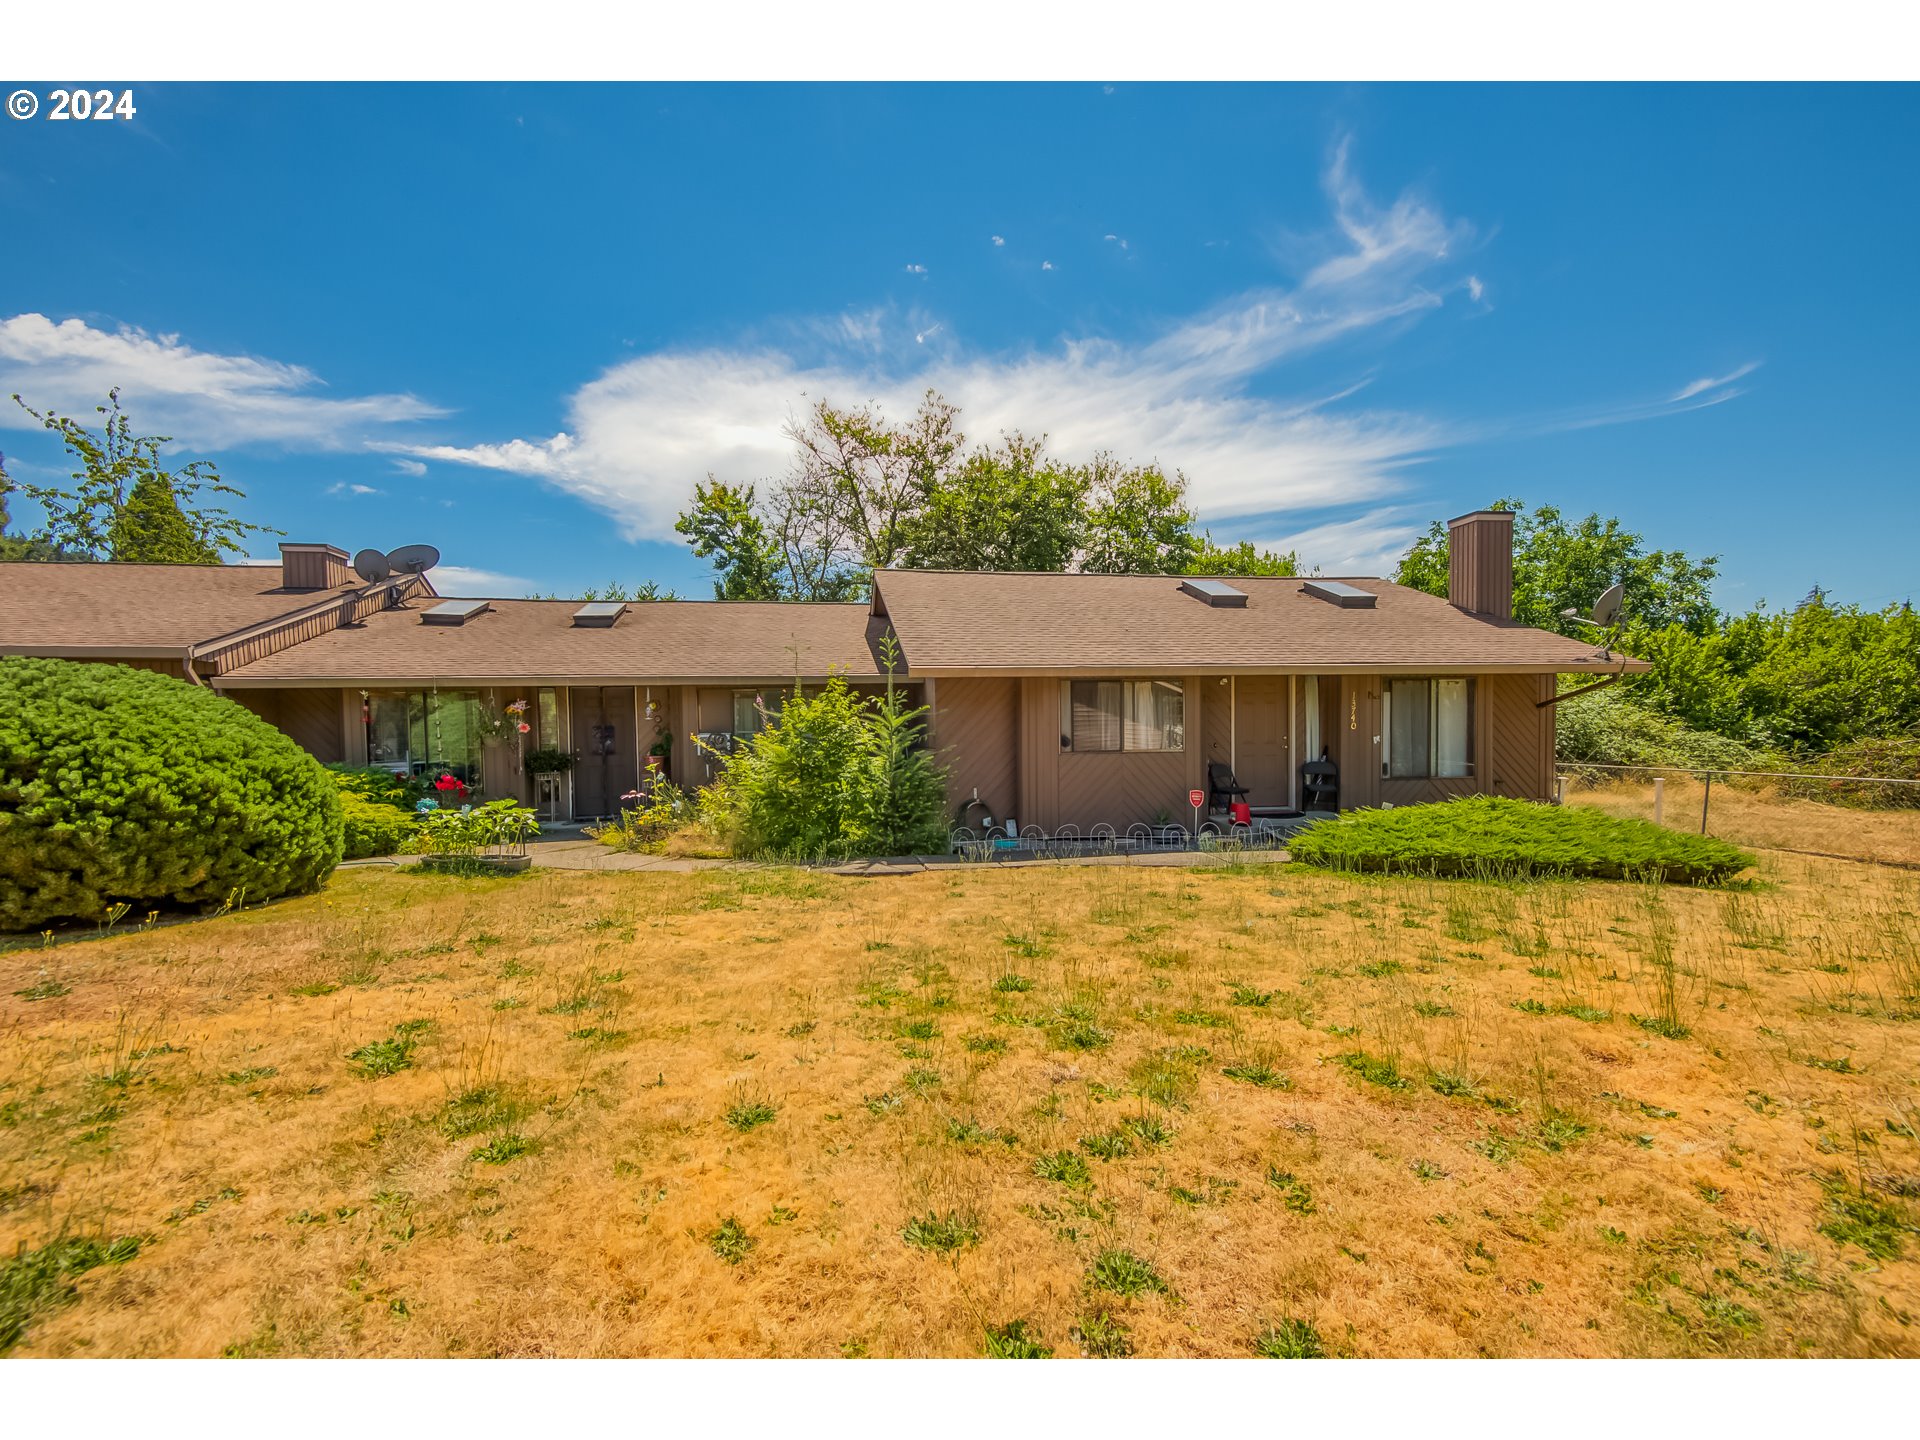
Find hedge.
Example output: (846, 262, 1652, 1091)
(0, 658, 344, 929)
(1288, 795, 1754, 884)
(340, 792, 416, 859)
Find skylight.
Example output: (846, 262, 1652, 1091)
(571, 602, 628, 628)
(420, 599, 492, 626)
(1178, 578, 1249, 608)
(1301, 580, 1376, 610)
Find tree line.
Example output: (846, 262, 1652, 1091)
(4, 387, 1912, 762)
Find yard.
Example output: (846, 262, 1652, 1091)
(3, 845, 1918, 1357)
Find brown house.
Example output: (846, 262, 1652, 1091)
(0, 512, 1643, 827)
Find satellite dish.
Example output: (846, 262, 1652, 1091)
(1590, 582, 1625, 628)
(385, 543, 441, 575)
(352, 548, 391, 583)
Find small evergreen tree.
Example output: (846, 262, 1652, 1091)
(108, 472, 220, 563)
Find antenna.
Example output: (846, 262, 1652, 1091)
(385, 543, 441, 575)
(352, 548, 391, 583)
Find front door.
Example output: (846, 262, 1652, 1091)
(1232, 676, 1289, 807)
(568, 686, 638, 819)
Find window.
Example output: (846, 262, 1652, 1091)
(1382, 677, 1473, 779)
(732, 689, 781, 739)
(1060, 679, 1184, 753)
(364, 688, 485, 783)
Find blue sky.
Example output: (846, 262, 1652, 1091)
(1, 82, 1913, 609)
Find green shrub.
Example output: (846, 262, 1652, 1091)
(0, 658, 343, 929)
(1289, 795, 1753, 884)
(699, 671, 949, 859)
(1777, 733, 1920, 810)
(339, 792, 415, 859)
(1555, 688, 1768, 777)
(323, 763, 429, 810)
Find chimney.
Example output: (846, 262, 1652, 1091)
(1447, 511, 1513, 619)
(279, 542, 353, 590)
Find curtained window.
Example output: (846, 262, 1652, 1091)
(1061, 679, 1183, 753)
(1382, 677, 1474, 779)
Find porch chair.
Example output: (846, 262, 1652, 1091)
(1207, 761, 1251, 812)
(1300, 751, 1340, 814)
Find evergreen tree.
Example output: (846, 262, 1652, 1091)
(108, 472, 220, 563)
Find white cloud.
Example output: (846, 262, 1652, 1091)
(1041, 260, 1054, 271)
(1467, 275, 1485, 302)
(0, 313, 443, 449)
(1104, 234, 1129, 251)
(1250, 510, 1427, 578)
(1671, 361, 1760, 402)
(433, 564, 536, 595)
(385, 145, 1479, 545)
(904, 263, 927, 275)
(390, 457, 428, 477)
(991, 235, 1005, 246)
(325, 481, 383, 497)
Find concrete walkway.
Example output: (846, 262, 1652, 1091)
(342, 836, 1290, 877)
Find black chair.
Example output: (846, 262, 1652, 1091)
(1207, 761, 1250, 811)
(1300, 751, 1339, 814)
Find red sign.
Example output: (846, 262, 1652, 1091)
(1188, 789, 1205, 809)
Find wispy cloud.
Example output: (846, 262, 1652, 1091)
(990, 235, 1005, 247)
(434, 564, 536, 595)
(1250, 509, 1428, 578)
(326, 481, 383, 496)
(903, 263, 927, 275)
(387, 144, 1475, 544)
(1040, 260, 1054, 271)
(0, 313, 442, 449)
(1671, 361, 1761, 403)
(389, 457, 427, 477)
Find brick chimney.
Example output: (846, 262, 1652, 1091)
(279, 542, 354, 590)
(1447, 511, 1514, 619)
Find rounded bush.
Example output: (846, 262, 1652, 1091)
(0, 658, 344, 929)
(339, 792, 415, 859)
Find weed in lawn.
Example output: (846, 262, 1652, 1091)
(1034, 1150, 1093, 1188)
(1819, 1178, 1914, 1260)
(1227, 982, 1275, 1008)
(469, 1132, 536, 1165)
(1335, 1050, 1411, 1092)
(1073, 1311, 1134, 1357)
(1253, 1317, 1326, 1358)
(1128, 1052, 1198, 1109)
(1079, 1130, 1134, 1161)
(902, 1211, 979, 1253)
(724, 1087, 778, 1132)
(0, 1233, 145, 1354)
(993, 973, 1034, 994)
(346, 1025, 422, 1078)
(709, 1216, 756, 1265)
(1120, 1113, 1174, 1148)
(13, 976, 68, 1002)
(1087, 1248, 1169, 1298)
(221, 1066, 277, 1086)
(1222, 1045, 1291, 1090)
(981, 1319, 1052, 1358)
(1265, 1167, 1317, 1214)
(963, 1033, 1007, 1055)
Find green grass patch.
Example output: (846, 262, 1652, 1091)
(902, 1210, 979, 1253)
(981, 1319, 1052, 1357)
(1087, 1248, 1169, 1298)
(709, 1216, 756, 1264)
(1, 1233, 145, 1354)
(1289, 795, 1754, 884)
(1253, 1317, 1326, 1358)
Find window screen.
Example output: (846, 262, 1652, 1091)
(1383, 677, 1474, 779)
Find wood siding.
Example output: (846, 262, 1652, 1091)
(1447, 512, 1514, 619)
(1483, 672, 1555, 801)
(932, 677, 1018, 824)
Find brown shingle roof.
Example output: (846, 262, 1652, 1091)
(873, 570, 1647, 674)
(0, 561, 353, 655)
(216, 596, 889, 685)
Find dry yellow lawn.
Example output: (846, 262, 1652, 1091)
(1568, 777, 1920, 868)
(3, 849, 1918, 1358)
